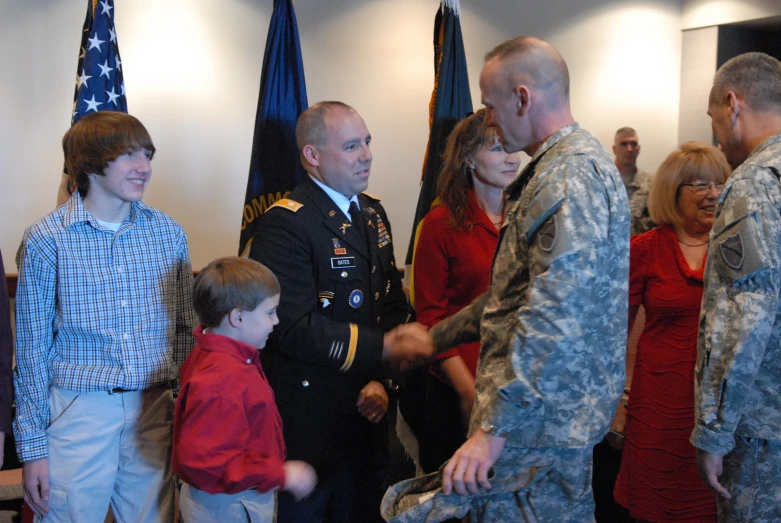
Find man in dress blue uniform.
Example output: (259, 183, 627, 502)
(249, 101, 433, 523)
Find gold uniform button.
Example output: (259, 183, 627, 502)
(341, 271, 348, 278)
(375, 292, 380, 300)
(372, 265, 376, 273)
(376, 316, 381, 324)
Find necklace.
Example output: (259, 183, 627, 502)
(678, 239, 708, 247)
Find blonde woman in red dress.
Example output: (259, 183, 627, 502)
(614, 142, 730, 522)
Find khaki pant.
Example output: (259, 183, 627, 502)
(40, 385, 175, 522)
(179, 484, 276, 523)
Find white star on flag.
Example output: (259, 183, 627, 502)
(98, 60, 113, 78)
(100, 0, 113, 16)
(84, 95, 103, 112)
(78, 69, 92, 89)
(87, 32, 105, 51)
(106, 87, 120, 106)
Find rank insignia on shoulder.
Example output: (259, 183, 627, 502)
(268, 199, 303, 212)
(349, 289, 364, 308)
(361, 192, 380, 202)
(719, 232, 744, 269)
(538, 215, 557, 252)
(319, 291, 334, 308)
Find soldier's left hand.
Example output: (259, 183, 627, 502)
(442, 429, 506, 496)
(357, 381, 389, 423)
(696, 449, 731, 499)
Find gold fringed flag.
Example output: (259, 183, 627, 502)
(239, 0, 308, 257)
(405, 0, 472, 304)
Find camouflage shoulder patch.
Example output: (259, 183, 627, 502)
(719, 232, 744, 270)
(361, 191, 381, 201)
(268, 199, 303, 212)
(712, 204, 769, 282)
(538, 215, 557, 252)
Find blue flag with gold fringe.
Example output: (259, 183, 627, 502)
(405, 0, 472, 273)
(239, 0, 308, 256)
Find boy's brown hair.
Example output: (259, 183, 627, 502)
(62, 111, 156, 197)
(192, 256, 281, 328)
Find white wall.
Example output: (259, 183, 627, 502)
(0, 0, 683, 274)
(683, 0, 781, 29)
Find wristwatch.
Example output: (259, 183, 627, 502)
(481, 421, 509, 438)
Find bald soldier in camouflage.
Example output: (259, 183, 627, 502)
(426, 37, 629, 522)
(692, 52, 781, 523)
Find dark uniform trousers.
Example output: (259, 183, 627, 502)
(250, 177, 407, 523)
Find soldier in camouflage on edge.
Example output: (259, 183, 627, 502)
(424, 37, 630, 522)
(692, 52, 781, 523)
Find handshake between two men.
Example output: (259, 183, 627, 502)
(382, 322, 437, 371)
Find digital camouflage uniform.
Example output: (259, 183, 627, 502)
(691, 133, 781, 523)
(428, 123, 630, 522)
(622, 169, 655, 236)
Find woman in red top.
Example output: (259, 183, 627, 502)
(614, 142, 730, 522)
(404, 109, 520, 473)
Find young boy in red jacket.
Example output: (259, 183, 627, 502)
(173, 256, 316, 522)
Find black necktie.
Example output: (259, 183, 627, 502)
(349, 200, 368, 245)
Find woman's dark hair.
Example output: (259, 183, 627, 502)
(435, 109, 496, 230)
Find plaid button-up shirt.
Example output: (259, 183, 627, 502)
(13, 193, 195, 461)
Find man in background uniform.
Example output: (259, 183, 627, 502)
(432, 37, 629, 521)
(250, 101, 433, 523)
(614, 127, 655, 235)
(692, 52, 781, 522)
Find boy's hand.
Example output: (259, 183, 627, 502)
(23, 458, 50, 516)
(283, 461, 317, 501)
(357, 381, 388, 423)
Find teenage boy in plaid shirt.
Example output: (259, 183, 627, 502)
(14, 111, 195, 522)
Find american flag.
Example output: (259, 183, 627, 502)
(71, 0, 126, 124)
